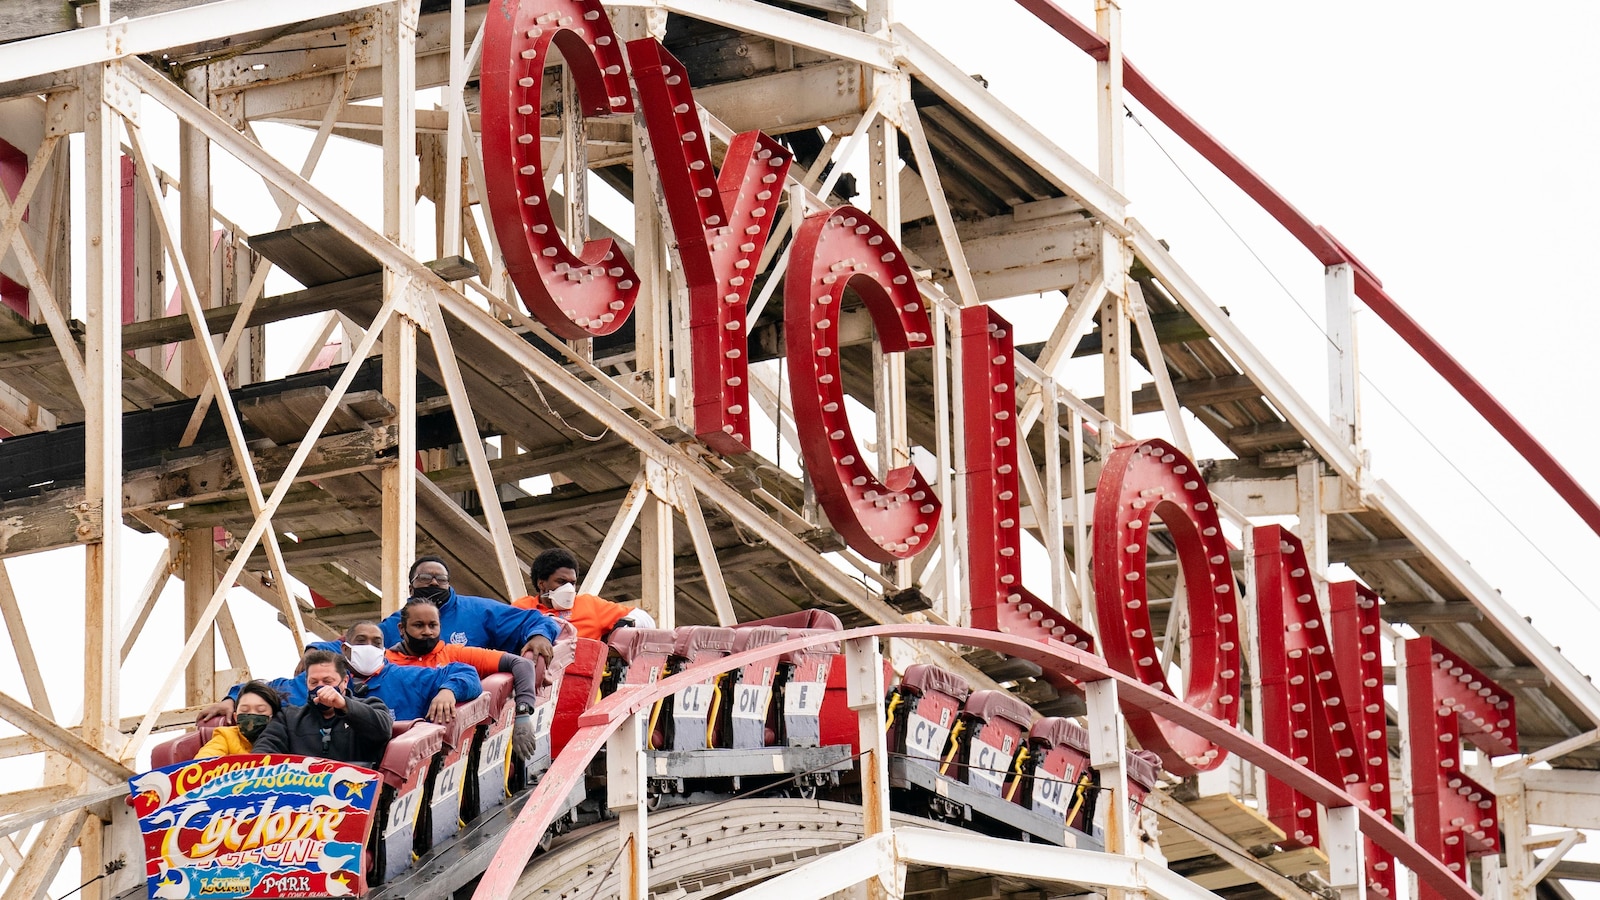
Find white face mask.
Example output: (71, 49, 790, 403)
(346, 643, 386, 676)
(548, 583, 577, 610)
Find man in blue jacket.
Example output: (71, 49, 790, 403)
(202, 621, 482, 723)
(379, 557, 557, 662)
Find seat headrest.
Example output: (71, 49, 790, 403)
(607, 627, 676, 661)
(962, 690, 1033, 730)
(900, 664, 971, 702)
(734, 609, 843, 631)
(1028, 716, 1089, 752)
(733, 625, 790, 653)
(672, 626, 737, 658)
(1126, 748, 1164, 790)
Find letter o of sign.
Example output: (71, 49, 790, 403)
(785, 206, 939, 563)
(481, 0, 639, 338)
(1093, 438, 1240, 774)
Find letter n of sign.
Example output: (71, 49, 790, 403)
(1255, 525, 1396, 898)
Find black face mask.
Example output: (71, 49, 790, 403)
(405, 634, 440, 657)
(411, 585, 450, 604)
(236, 714, 271, 742)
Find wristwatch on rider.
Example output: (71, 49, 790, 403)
(515, 703, 535, 716)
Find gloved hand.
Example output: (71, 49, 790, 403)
(512, 713, 538, 760)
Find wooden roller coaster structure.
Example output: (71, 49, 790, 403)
(0, 2, 1597, 900)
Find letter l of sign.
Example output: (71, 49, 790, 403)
(959, 305, 1094, 652)
(626, 38, 793, 455)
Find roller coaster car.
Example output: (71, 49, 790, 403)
(955, 690, 1032, 797)
(416, 693, 491, 850)
(149, 718, 225, 769)
(600, 628, 676, 694)
(518, 617, 580, 784)
(608, 618, 855, 801)
(368, 719, 447, 884)
(464, 672, 517, 823)
(663, 626, 737, 751)
(878, 665, 1163, 850)
(885, 664, 970, 768)
(1019, 717, 1093, 831)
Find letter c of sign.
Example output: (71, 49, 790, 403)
(784, 206, 939, 563)
(481, 0, 639, 339)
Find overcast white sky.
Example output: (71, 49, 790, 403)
(6, 1, 1600, 894)
(899, 0, 1600, 669)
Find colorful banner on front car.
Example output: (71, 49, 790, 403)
(127, 755, 379, 899)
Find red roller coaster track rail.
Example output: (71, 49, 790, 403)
(472, 625, 1479, 900)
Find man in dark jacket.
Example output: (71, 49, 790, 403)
(251, 649, 393, 766)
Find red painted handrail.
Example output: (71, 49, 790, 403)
(472, 625, 1479, 900)
(1013, 0, 1600, 539)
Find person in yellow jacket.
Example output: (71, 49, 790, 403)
(197, 681, 282, 758)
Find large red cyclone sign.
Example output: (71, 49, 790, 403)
(477, 6, 1516, 894)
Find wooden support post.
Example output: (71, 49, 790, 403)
(1326, 263, 1362, 453)
(1095, 1, 1130, 433)
(1042, 378, 1072, 617)
(560, 60, 591, 362)
(0, 811, 86, 900)
(1069, 405, 1094, 639)
(638, 495, 675, 630)
(580, 472, 649, 597)
(177, 70, 217, 698)
(79, 73, 124, 900)
(681, 484, 736, 626)
(1127, 282, 1192, 460)
(623, 9, 674, 631)
(381, 0, 421, 613)
(608, 710, 649, 900)
(846, 635, 891, 840)
(443, 0, 466, 258)
(1086, 678, 1132, 858)
(1326, 804, 1367, 900)
(180, 529, 218, 706)
(870, 90, 908, 591)
(1295, 458, 1328, 609)
(82, 61, 122, 764)
(0, 562, 52, 720)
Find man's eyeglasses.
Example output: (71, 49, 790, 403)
(411, 574, 450, 586)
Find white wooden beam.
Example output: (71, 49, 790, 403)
(0, 0, 380, 85)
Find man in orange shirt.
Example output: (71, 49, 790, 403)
(513, 548, 654, 641)
(386, 598, 541, 759)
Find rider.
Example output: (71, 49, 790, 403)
(386, 597, 542, 759)
(513, 547, 654, 640)
(198, 621, 481, 724)
(380, 556, 558, 663)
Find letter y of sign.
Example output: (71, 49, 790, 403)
(626, 39, 793, 455)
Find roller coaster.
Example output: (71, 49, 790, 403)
(1, 3, 1598, 900)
